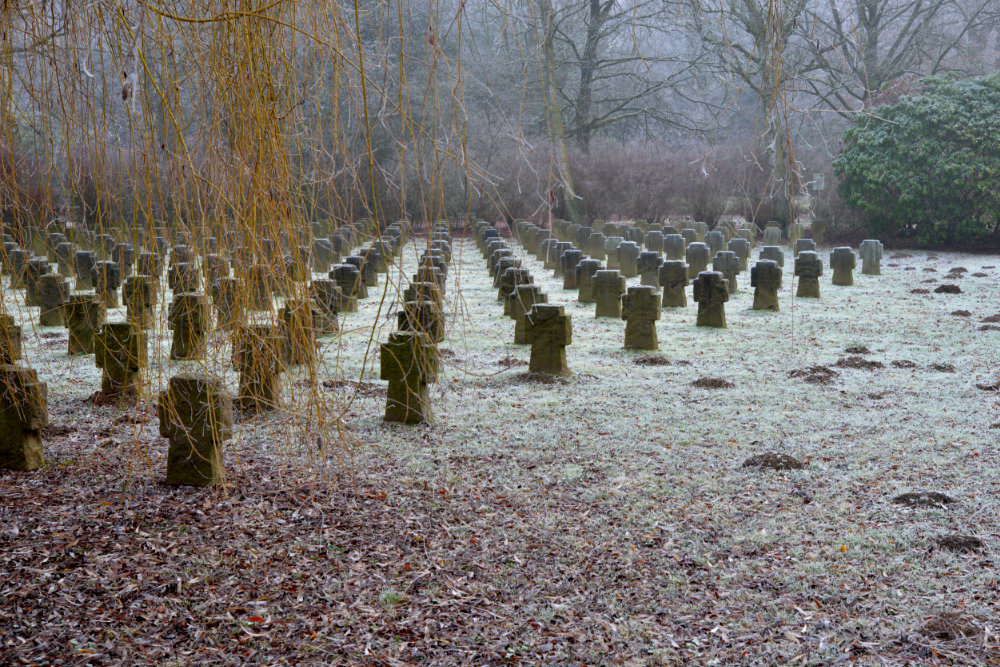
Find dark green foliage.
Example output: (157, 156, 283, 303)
(834, 74, 1000, 246)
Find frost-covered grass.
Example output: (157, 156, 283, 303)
(3, 237, 999, 663)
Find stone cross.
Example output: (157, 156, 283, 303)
(685, 242, 710, 279)
(169, 293, 211, 360)
(345, 255, 378, 288)
(549, 241, 573, 274)
(830, 247, 857, 286)
(759, 245, 785, 267)
(728, 238, 751, 271)
(511, 284, 547, 344)
(588, 233, 607, 260)
(113, 243, 134, 277)
(794, 251, 823, 298)
(644, 231, 664, 254)
(637, 251, 662, 287)
(499, 267, 532, 310)
(664, 234, 686, 261)
(123, 275, 158, 329)
(593, 269, 626, 318)
(0, 364, 48, 470)
(9, 248, 29, 288)
(859, 239, 883, 275)
(330, 264, 364, 306)
(55, 242, 76, 277)
(398, 299, 445, 342)
(493, 257, 521, 289)
(25, 257, 52, 307)
(160, 373, 233, 487)
(762, 225, 782, 246)
(658, 260, 688, 308)
(750, 260, 782, 311)
(64, 295, 105, 354)
(604, 237, 625, 270)
(309, 280, 342, 334)
(281, 299, 320, 365)
(712, 250, 740, 293)
(168, 261, 200, 295)
(561, 249, 584, 290)
(575, 259, 602, 304)
(617, 241, 641, 278)
(92, 261, 122, 307)
(692, 271, 730, 328)
(232, 323, 286, 412)
(0, 314, 22, 364)
(36, 274, 69, 327)
(95, 322, 147, 396)
(693, 221, 709, 241)
(137, 252, 161, 280)
(73, 250, 96, 289)
(381, 330, 438, 423)
(680, 228, 697, 247)
(704, 230, 725, 258)
(525, 304, 572, 375)
(621, 286, 660, 350)
(211, 277, 244, 330)
(794, 238, 816, 258)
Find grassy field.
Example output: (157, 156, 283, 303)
(2, 235, 998, 665)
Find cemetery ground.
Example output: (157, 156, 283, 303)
(2, 238, 1000, 665)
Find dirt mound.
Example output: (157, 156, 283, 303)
(934, 284, 962, 294)
(889, 252, 913, 259)
(844, 345, 870, 354)
(438, 348, 457, 359)
(910, 288, 930, 294)
(497, 356, 526, 368)
(975, 381, 1000, 391)
(936, 534, 984, 553)
(920, 278, 937, 283)
(981, 313, 1000, 323)
(922, 267, 937, 272)
(742, 452, 805, 471)
(947, 266, 968, 274)
(919, 612, 983, 640)
(981, 325, 1000, 332)
(692, 377, 733, 389)
(904, 266, 916, 271)
(972, 272, 988, 277)
(891, 359, 918, 368)
(512, 372, 570, 385)
(892, 491, 956, 507)
(788, 366, 839, 385)
(928, 363, 955, 372)
(950, 310, 971, 317)
(634, 354, 670, 366)
(834, 356, 884, 370)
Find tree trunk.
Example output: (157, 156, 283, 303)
(537, 0, 582, 223)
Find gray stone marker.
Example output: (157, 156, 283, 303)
(617, 241, 641, 278)
(593, 270, 626, 318)
(658, 261, 688, 308)
(762, 226, 782, 246)
(309, 279, 342, 334)
(512, 284, 547, 344)
(160, 373, 233, 487)
(381, 330, 438, 424)
(95, 322, 147, 397)
(36, 274, 69, 326)
(64, 295, 105, 354)
(830, 247, 857, 286)
(604, 237, 625, 270)
(621, 286, 660, 350)
(693, 271, 729, 328)
(576, 259, 602, 304)
(759, 245, 785, 267)
(281, 299, 320, 365)
(712, 251, 740, 294)
(0, 364, 48, 471)
(704, 230, 725, 258)
(728, 238, 751, 271)
(681, 228, 697, 246)
(233, 324, 286, 412)
(561, 249, 584, 290)
(637, 251, 662, 287)
(685, 242, 710, 279)
(169, 293, 211, 360)
(664, 234, 686, 261)
(794, 238, 816, 258)
(123, 275, 158, 329)
(0, 314, 22, 364)
(859, 239, 884, 275)
(398, 300, 445, 343)
(92, 261, 121, 307)
(794, 251, 823, 298)
(525, 303, 571, 375)
(645, 231, 664, 254)
(750, 260, 782, 311)
(588, 233, 607, 260)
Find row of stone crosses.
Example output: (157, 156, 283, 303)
(0, 217, 456, 487)
(471, 219, 885, 378)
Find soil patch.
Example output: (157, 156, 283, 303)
(936, 535, 984, 553)
(512, 372, 570, 385)
(891, 359, 918, 368)
(788, 366, 838, 385)
(844, 345, 870, 354)
(691, 377, 734, 389)
(919, 613, 982, 641)
(833, 356, 883, 370)
(920, 279, 937, 283)
(922, 267, 937, 272)
(975, 381, 1000, 391)
(972, 272, 988, 277)
(981, 313, 1000, 323)
(934, 284, 961, 294)
(892, 491, 956, 507)
(904, 267, 916, 271)
(889, 253, 913, 259)
(950, 310, 971, 317)
(947, 267, 968, 274)
(321, 379, 385, 396)
(742, 452, 805, 471)
(979, 325, 1000, 331)
(910, 288, 929, 294)
(497, 356, 527, 368)
(633, 354, 670, 366)
(928, 363, 955, 372)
